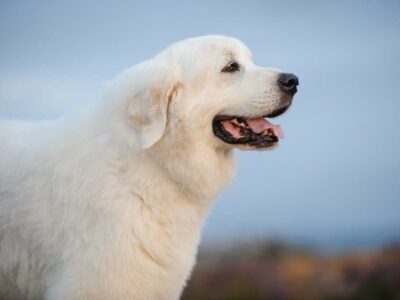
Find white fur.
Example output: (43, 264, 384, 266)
(0, 35, 284, 300)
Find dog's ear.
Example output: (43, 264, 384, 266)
(128, 66, 180, 149)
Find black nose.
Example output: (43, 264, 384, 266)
(278, 73, 299, 95)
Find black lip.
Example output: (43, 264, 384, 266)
(265, 104, 290, 118)
(212, 116, 278, 148)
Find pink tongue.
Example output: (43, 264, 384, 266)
(247, 117, 285, 138)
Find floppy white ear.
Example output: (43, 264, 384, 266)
(128, 69, 180, 149)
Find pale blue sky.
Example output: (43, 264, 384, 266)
(1, 0, 399, 251)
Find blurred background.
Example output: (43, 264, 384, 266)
(1, 1, 399, 299)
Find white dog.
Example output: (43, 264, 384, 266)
(0, 35, 298, 300)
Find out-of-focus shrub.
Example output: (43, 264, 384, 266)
(182, 241, 400, 300)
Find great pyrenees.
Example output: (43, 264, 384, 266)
(0, 35, 298, 300)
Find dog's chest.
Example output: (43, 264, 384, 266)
(125, 196, 207, 299)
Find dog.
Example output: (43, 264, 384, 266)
(0, 35, 298, 300)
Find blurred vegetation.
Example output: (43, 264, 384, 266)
(182, 240, 400, 300)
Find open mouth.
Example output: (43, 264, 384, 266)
(212, 107, 288, 149)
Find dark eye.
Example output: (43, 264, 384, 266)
(221, 61, 240, 73)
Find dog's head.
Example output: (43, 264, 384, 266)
(121, 35, 298, 151)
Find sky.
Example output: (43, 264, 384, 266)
(1, 0, 399, 252)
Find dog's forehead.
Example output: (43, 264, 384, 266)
(191, 36, 250, 56)
(165, 35, 252, 62)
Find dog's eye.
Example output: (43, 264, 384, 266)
(221, 61, 240, 73)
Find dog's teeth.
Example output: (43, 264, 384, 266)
(232, 118, 247, 128)
(261, 129, 270, 136)
(260, 130, 274, 137)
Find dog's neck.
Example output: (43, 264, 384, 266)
(146, 141, 236, 203)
